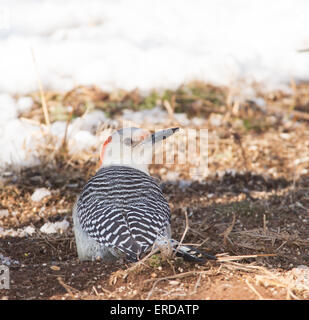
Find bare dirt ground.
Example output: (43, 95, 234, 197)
(1, 82, 309, 300)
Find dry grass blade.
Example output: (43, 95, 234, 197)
(217, 253, 276, 262)
(235, 228, 309, 247)
(57, 276, 80, 296)
(146, 279, 160, 300)
(190, 273, 202, 295)
(163, 99, 179, 125)
(255, 268, 309, 300)
(232, 131, 250, 174)
(220, 213, 235, 246)
(92, 286, 99, 296)
(245, 278, 264, 300)
(266, 103, 309, 121)
(31, 48, 50, 128)
(173, 209, 189, 258)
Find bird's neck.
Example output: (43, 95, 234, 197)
(100, 161, 150, 175)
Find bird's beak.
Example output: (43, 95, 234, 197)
(137, 127, 179, 148)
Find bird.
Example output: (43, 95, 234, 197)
(73, 127, 216, 263)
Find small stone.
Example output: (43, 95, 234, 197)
(50, 265, 60, 271)
(0, 209, 9, 218)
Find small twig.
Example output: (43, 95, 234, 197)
(232, 131, 250, 177)
(263, 214, 267, 235)
(166, 257, 177, 275)
(92, 286, 99, 296)
(217, 253, 276, 262)
(275, 241, 287, 252)
(220, 213, 236, 247)
(266, 104, 309, 121)
(101, 286, 114, 297)
(189, 228, 209, 240)
(286, 273, 300, 300)
(19, 117, 42, 126)
(62, 119, 70, 151)
(179, 238, 210, 247)
(57, 276, 80, 296)
(163, 100, 174, 117)
(173, 209, 189, 258)
(36, 232, 57, 250)
(190, 273, 202, 295)
(163, 100, 179, 125)
(287, 288, 300, 300)
(60, 108, 73, 154)
(146, 279, 160, 300)
(245, 279, 264, 300)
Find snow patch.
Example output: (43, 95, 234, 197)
(1, 0, 309, 95)
(31, 188, 51, 202)
(39, 219, 70, 234)
(122, 107, 167, 125)
(0, 119, 42, 168)
(0, 225, 36, 238)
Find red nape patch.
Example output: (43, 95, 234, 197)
(139, 131, 150, 141)
(100, 136, 112, 165)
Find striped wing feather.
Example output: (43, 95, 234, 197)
(77, 166, 171, 261)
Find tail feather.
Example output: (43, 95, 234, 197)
(171, 239, 217, 262)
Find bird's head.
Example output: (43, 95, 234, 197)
(99, 127, 179, 174)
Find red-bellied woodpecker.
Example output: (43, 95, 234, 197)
(73, 127, 216, 263)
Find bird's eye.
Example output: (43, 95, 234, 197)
(123, 137, 133, 146)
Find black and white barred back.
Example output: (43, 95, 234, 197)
(77, 166, 171, 262)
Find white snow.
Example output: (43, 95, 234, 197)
(173, 113, 191, 127)
(122, 107, 168, 125)
(0, 225, 35, 238)
(0, 94, 18, 126)
(1, 0, 309, 95)
(0, 118, 42, 167)
(0, 220, 69, 237)
(1, 0, 309, 168)
(39, 219, 70, 234)
(31, 187, 51, 202)
(68, 129, 98, 154)
(209, 114, 223, 127)
(72, 110, 107, 133)
(16, 96, 33, 113)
